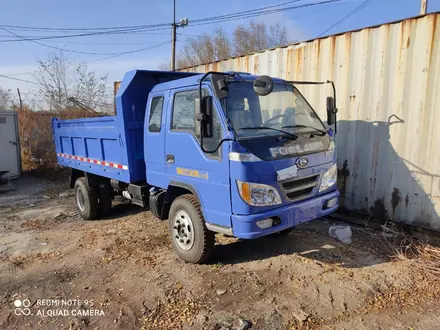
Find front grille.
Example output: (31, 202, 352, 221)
(281, 174, 319, 202)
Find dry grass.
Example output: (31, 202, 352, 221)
(17, 108, 100, 171)
(379, 221, 440, 280)
(141, 283, 202, 330)
(351, 219, 440, 281)
(398, 243, 440, 278)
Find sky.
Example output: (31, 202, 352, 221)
(0, 0, 439, 101)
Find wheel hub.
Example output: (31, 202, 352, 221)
(76, 189, 85, 212)
(172, 210, 195, 251)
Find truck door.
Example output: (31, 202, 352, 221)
(165, 87, 231, 228)
(144, 92, 168, 187)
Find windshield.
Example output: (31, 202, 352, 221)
(225, 82, 325, 139)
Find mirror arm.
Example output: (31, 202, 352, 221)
(288, 79, 338, 135)
(196, 113, 205, 122)
(198, 72, 235, 154)
(327, 80, 337, 134)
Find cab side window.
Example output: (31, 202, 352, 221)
(172, 89, 222, 158)
(172, 90, 197, 131)
(148, 96, 164, 132)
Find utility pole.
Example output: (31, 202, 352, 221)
(171, 0, 176, 71)
(420, 0, 428, 15)
(16, 88, 23, 110)
(170, 0, 188, 71)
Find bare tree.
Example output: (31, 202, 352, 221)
(32, 51, 111, 112)
(234, 22, 290, 55)
(169, 22, 291, 69)
(171, 27, 232, 69)
(0, 87, 12, 110)
(268, 23, 290, 48)
(213, 27, 232, 61)
(159, 60, 171, 71)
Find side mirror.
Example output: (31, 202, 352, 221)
(253, 75, 274, 96)
(326, 96, 337, 125)
(195, 96, 214, 138)
(202, 96, 213, 138)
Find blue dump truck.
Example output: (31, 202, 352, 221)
(53, 70, 339, 263)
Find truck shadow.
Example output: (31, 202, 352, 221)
(210, 221, 392, 268)
(103, 200, 148, 220)
(211, 116, 440, 267)
(335, 117, 439, 232)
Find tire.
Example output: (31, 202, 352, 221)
(168, 194, 214, 264)
(74, 177, 99, 220)
(98, 184, 112, 217)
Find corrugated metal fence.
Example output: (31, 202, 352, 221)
(180, 13, 440, 231)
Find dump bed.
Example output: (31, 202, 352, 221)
(52, 70, 197, 183)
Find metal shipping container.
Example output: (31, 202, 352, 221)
(179, 13, 440, 231)
(0, 111, 21, 179)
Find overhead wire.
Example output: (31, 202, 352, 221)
(0, 31, 174, 40)
(0, 75, 114, 108)
(190, 0, 303, 23)
(0, 26, 171, 43)
(317, 0, 374, 37)
(0, 22, 170, 32)
(0, 74, 40, 85)
(0, 0, 342, 43)
(0, 40, 171, 86)
(189, 0, 342, 27)
(0, 0, 304, 33)
(82, 40, 171, 64)
(0, 25, 170, 56)
(176, 1, 345, 41)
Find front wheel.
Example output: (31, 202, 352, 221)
(168, 194, 214, 263)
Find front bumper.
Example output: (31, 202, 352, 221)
(232, 189, 339, 239)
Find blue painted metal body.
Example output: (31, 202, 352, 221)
(53, 70, 197, 183)
(53, 70, 339, 239)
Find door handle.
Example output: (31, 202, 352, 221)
(166, 154, 175, 164)
(9, 141, 17, 146)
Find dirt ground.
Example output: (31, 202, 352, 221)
(1, 176, 440, 330)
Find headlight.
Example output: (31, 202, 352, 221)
(236, 180, 282, 206)
(319, 164, 337, 192)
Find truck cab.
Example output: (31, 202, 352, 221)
(143, 71, 339, 261)
(53, 70, 339, 264)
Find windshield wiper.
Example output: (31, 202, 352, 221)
(282, 125, 327, 136)
(238, 126, 298, 140)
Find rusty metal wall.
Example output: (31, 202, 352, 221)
(180, 13, 440, 231)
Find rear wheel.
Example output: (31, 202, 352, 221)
(168, 194, 214, 263)
(74, 178, 99, 220)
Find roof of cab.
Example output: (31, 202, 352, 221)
(150, 71, 286, 93)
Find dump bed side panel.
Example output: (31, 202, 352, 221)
(53, 116, 130, 182)
(52, 70, 198, 184)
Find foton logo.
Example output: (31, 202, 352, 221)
(297, 157, 309, 168)
(270, 141, 324, 158)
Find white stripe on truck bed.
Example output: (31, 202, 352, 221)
(57, 153, 128, 170)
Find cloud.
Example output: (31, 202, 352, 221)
(0, 52, 167, 93)
(88, 55, 167, 83)
(0, 64, 40, 92)
(261, 11, 309, 43)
